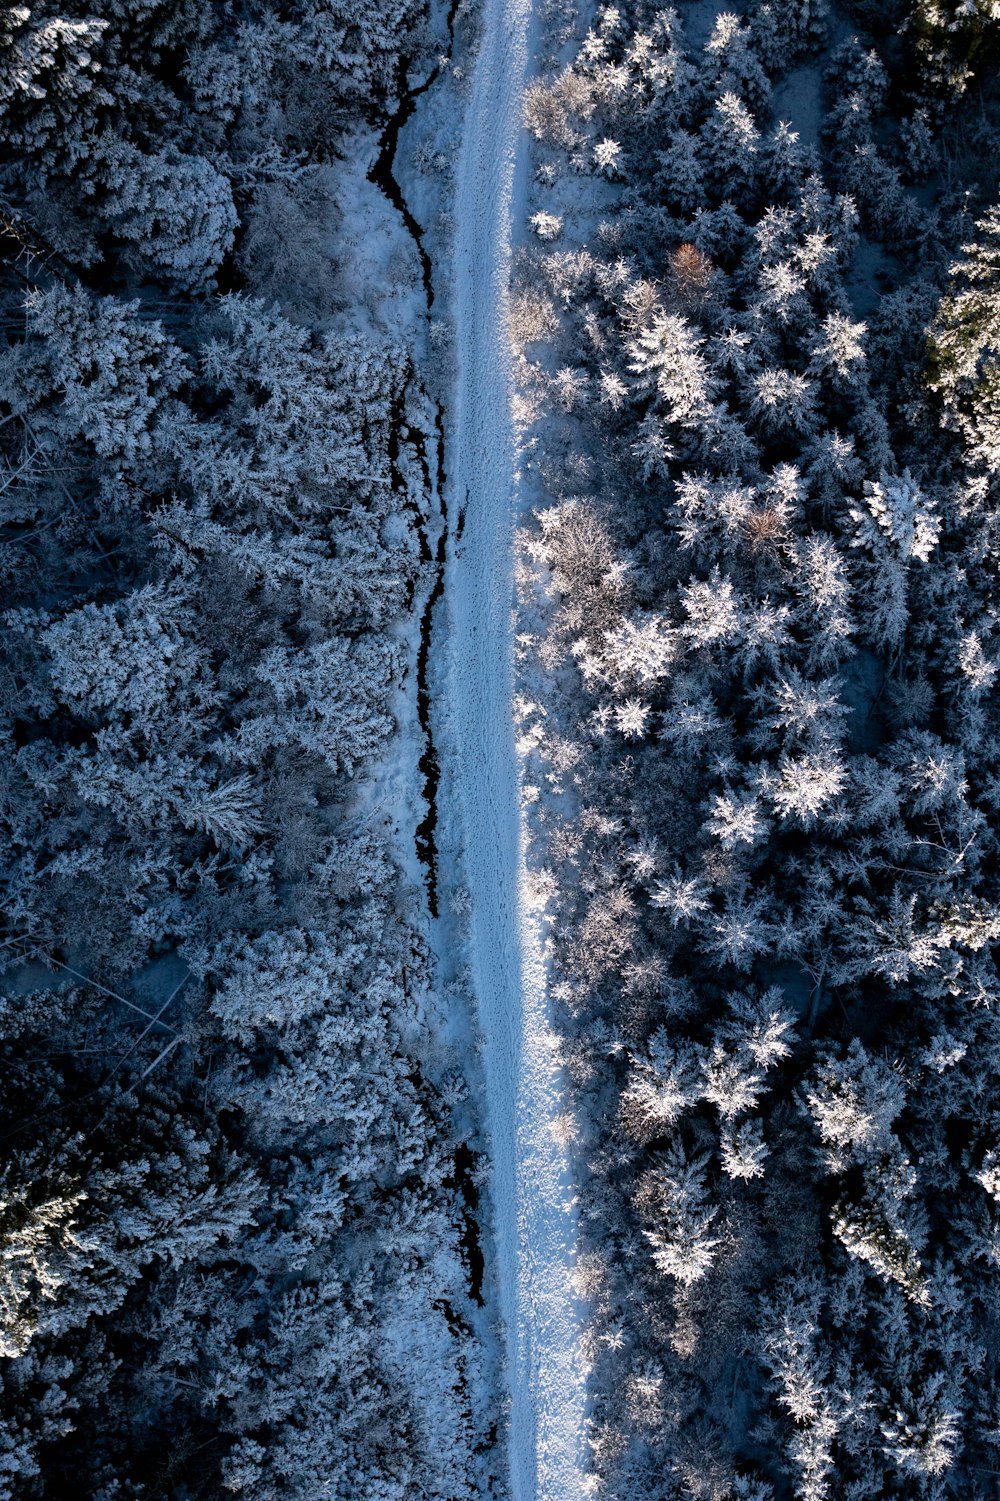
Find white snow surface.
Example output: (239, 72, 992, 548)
(448, 0, 588, 1494)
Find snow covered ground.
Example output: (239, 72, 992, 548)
(446, 0, 589, 1493)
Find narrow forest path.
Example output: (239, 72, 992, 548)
(448, 0, 589, 1495)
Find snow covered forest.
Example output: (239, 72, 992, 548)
(0, 1, 495, 1496)
(512, 0, 1000, 1495)
(4, 0, 1000, 1495)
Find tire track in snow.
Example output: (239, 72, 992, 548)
(449, 0, 588, 1494)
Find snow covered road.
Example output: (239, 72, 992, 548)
(448, 0, 588, 1496)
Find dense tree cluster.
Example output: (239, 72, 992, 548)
(516, 0, 1000, 1495)
(0, 1, 488, 1497)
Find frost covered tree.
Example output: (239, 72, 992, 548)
(804, 1040, 906, 1169)
(627, 310, 718, 427)
(908, 0, 1000, 98)
(880, 1373, 960, 1478)
(848, 471, 940, 650)
(928, 205, 1000, 470)
(642, 1147, 720, 1285)
(0, 6, 110, 174)
(88, 135, 237, 289)
(2, 283, 187, 468)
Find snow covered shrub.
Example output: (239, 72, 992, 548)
(593, 135, 622, 174)
(531, 209, 564, 239)
(237, 173, 341, 318)
(509, 285, 560, 346)
(525, 67, 596, 148)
